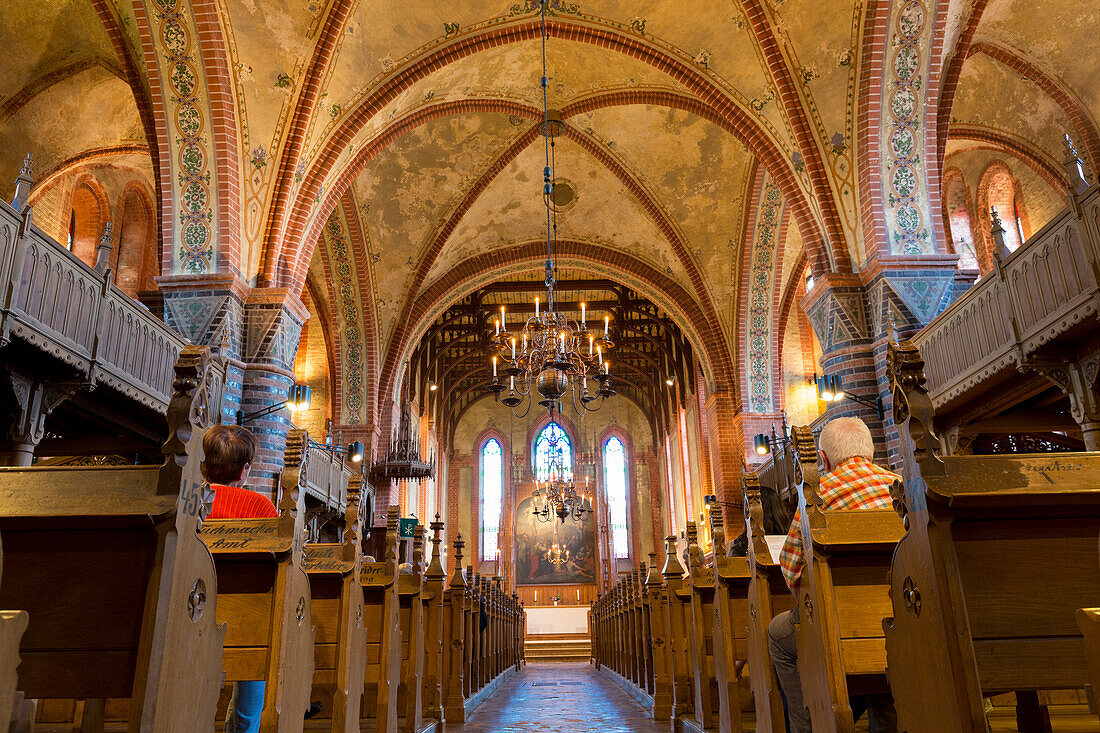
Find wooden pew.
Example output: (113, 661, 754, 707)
(661, 535, 695, 721)
(884, 340, 1100, 732)
(0, 345, 225, 731)
(441, 534, 469, 724)
(303, 455, 369, 732)
(791, 424, 904, 732)
(360, 508, 402, 732)
(743, 472, 795, 733)
(396, 528, 426, 732)
(420, 517, 446, 725)
(0, 534, 29, 729)
(683, 522, 719, 731)
(1079, 607, 1100, 714)
(202, 429, 315, 732)
(709, 501, 753, 733)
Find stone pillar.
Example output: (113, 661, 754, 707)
(801, 257, 961, 468)
(157, 276, 306, 499)
(702, 389, 745, 540)
(239, 288, 307, 496)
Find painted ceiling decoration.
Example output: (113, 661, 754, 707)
(0, 0, 1096, 434)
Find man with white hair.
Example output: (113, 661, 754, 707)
(767, 416, 900, 733)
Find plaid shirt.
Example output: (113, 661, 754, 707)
(778, 456, 899, 591)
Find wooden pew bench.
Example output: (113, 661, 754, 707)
(885, 341, 1100, 732)
(201, 430, 315, 732)
(0, 536, 29, 729)
(301, 448, 369, 732)
(396, 529, 426, 733)
(709, 502, 754, 733)
(360, 508, 402, 733)
(743, 475, 797, 733)
(0, 345, 225, 731)
(790, 425, 904, 732)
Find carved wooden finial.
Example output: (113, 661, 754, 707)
(450, 531, 466, 588)
(709, 500, 726, 557)
(661, 535, 684, 579)
(94, 222, 114, 274)
(744, 471, 769, 560)
(887, 340, 944, 487)
(342, 473, 364, 555)
(1063, 133, 1090, 196)
(426, 513, 445, 579)
(989, 207, 1012, 262)
(646, 552, 662, 586)
(11, 153, 34, 217)
(791, 425, 823, 527)
(412, 525, 425, 574)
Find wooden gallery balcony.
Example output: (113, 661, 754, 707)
(911, 174, 1100, 452)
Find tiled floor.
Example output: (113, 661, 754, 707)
(449, 662, 671, 732)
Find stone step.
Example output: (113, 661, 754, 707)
(525, 635, 592, 662)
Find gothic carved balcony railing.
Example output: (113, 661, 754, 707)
(0, 190, 185, 415)
(912, 179, 1100, 416)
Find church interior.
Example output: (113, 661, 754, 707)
(0, 0, 1097, 730)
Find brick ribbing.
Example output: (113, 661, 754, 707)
(736, 164, 766, 405)
(774, 250, 809, 376)
(26, 145, 150, 205)
(192, 0, 242, 275)
(372, 239, 737, 449)
(856, 0, 889, 261)
(340, 191, 381, 428)
(0, 58, 122, 124)
(946, 127, 1069, 196)
(89, 0, 163, 249)
(770, 208, 792, 409)
(739, 0, 850, 273)
(128, 0, 175, 279)
(934, 0, 992, 184)
(940, 168, 983, 261)
(276, 20, 837, 288)
(692, 371, 714, 504)
(968, 42, 1100, 171)
(259, 0, 355, 286)
(703, 391, 744, 539)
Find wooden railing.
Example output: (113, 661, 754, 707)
(913, 180, 1100, 410)
(301, 437, 360, 513)
(0, 182, 185, 413)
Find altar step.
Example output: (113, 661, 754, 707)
(525, 634, 592, 663)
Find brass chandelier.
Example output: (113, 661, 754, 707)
(487, 0, 614, 419)
(530, 435, 592, 524)
(547, 542, 570, 567)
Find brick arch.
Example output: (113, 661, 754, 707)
(947, 127, 1069, 196)
(975, 160, 1029, 273)
(375, 240, 737, 446)
(940, 167, 980, 271)
(67, 174, 111, 266)
(116, 181, 157, 296)
(934, 0, 993, 186)
(192, 0, 242, 274)
(271, 19, 837, 287)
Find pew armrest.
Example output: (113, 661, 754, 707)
(0, 466, 170, 519)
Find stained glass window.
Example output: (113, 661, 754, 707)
(481, 438, 503, 560)
(534, 422, 572, 482)
(604, 436, 630, 559)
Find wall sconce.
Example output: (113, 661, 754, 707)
(236, 383, 311, 425)
(814, 373, 883, 418)
(310, 439, 365, 465)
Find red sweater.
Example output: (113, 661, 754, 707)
(207, 484, 279, 520)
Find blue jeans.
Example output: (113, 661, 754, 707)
(225, 681, 264, 733)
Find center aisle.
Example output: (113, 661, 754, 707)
(448, 661, 670, 732)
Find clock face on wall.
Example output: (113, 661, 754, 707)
(514, 496, 596, 586)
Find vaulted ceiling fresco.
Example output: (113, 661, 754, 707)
(0, 0, 1096, 429)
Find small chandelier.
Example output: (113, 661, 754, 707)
(487, 0, 615, 419)
(369, 366, 435, 485)
(531, 443, 592, 524)
(547, 542, 570, 567)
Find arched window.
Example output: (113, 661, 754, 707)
(480, 438, 504, 560)
(534, 422, 572, 481)
(943, 170, 978, 271)
(603, 436, 630, 559)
